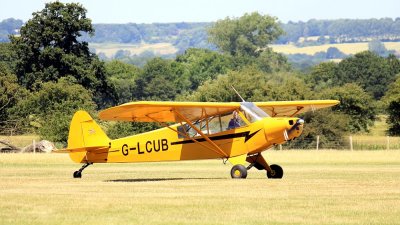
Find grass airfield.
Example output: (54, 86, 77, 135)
(1, 151, 399, 225)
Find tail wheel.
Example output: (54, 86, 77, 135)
(231, 164, 247, 179)
(73, 171, 82, 178)
(267, 164, 283, 179)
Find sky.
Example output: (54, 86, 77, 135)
(0, 0, 399, 24)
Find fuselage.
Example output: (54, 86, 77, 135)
(69, 117, 303, 163)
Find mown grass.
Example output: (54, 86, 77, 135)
(1, 151, 399, 225)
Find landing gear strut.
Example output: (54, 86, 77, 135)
(73, 162, 92, 178)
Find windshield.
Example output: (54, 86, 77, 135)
(240, 102, 270, 122)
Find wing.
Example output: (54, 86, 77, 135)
(254, 100, 339, 117)
(99, 101, 241, 122)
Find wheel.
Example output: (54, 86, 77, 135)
(230, 164, 247, 179)
(266, 164, 283, 179)
(73, 171, 82, 178)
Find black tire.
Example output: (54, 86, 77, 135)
(266, 164, 283, 179)
(73, 171, 82, 178)
(230, 164, 247, 179)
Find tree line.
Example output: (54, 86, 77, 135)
(2, 17, 400, 52)
(278, 18, 400, 44)
(1, 2, 400, 148)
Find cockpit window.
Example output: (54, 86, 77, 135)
(240, 102, 269, 122)
(176, 111, 247, 138)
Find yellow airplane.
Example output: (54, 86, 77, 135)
(54, 100, 339, 179)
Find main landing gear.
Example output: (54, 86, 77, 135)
(230, 153, 283, 179)
(230, 164, 248, 178)
(73, 162, 92, 178)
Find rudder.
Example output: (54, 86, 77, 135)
(68, 111, 110, 162)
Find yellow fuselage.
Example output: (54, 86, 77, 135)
(69, 117, 303, 163)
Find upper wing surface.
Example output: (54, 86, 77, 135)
(99, 100, 339, 122)
(254, 100, 339, 117)
(99, 101, 240, 122)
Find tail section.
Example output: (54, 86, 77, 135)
(53, 111, 110, 163)
(68, 110, 110, 150)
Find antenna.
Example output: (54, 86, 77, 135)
(231, 85, 245, 102)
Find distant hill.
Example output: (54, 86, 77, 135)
(277, 18, 400, 45)
(1, 17, 400, 58)
(82, 22, 215, 53)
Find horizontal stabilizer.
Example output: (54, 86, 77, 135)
(52, 146, 109, 153)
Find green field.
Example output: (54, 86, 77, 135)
(1, 151, 399, 224)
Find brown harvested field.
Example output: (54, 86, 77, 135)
(1, 150, 399, 225)
(0, 135, 39, 148)
(271, 41, 400, 55)
(90, 41, 400, 59)
(90, 42, 178, 58)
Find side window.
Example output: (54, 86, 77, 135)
(177, 123, 199, 138)
(224, 111, 246, 130)
(241, 110, 257, 123)
(177, 124, 189, 138)
(207, 116, 223, 134)
(176, 111, 249, 139)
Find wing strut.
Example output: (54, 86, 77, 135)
(290, 106, 304, 117)
(145, 114, 228, 158)
(173, 110, 229, 158)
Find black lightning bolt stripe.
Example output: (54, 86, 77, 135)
(171, 129, 261, 145)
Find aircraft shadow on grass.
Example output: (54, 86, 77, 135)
(104, 177, 226, 182)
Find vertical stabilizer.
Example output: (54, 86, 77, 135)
(68, 111, 110, 149)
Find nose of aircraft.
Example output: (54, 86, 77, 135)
(285, 118, 304, 140)
(263, 117, 304, 144)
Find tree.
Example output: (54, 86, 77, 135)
(382, 76, 400, 135)
(105, 60, 141, 104)
(320, 83, 377, 133)
(256, 49, 290, 73)
(368, 40, 392, 57)
(183, 67, 312, 102)
(0, 63, 27, 132)
(386, 54, 400, 76)
(208, 12, 284, 57)
(10, 2, 117, 108)
(326, 47, 346, 59)
(307, 61, 338, 91)
(386, 101, 400, 136)
(335, 51, 394, 99)
(134, 57, 189, 100)
(0, 43, 17, 69)
(10, 77, 96, 144)
(175, 48, 233, 90)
